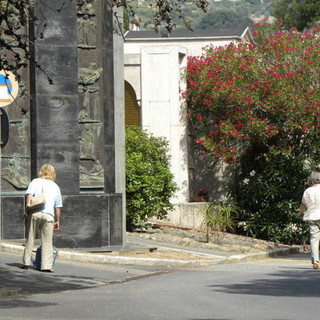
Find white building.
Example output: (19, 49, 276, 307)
(124, 28, 253, 228)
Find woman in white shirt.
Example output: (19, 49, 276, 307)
(21, 164, 63, 272)
(299, 171, 320, 269)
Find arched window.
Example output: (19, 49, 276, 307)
(125, 81, 140, 126)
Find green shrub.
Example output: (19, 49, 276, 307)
(125, 126, 178, 231)
(233, 149, 312, 244)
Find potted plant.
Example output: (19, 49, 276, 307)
(196, 188, 209, 202)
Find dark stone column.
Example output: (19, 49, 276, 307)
(26, 0, 124, 248)
(1, 1, 124, 248)
(29, 0, 80, 194)
(102, 4, 116, 193)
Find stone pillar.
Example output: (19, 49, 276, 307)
(103, 6, 126, 240)
(1, 0, 125, 248)
(29, 1, 79, 194)
(141, 46, 190, 203)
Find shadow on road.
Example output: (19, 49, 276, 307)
(0, 262, 107, 308)
(0, 297, 57, 309)
(208, 266, 320, 297)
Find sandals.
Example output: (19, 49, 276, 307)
(312, 261, 320, 270)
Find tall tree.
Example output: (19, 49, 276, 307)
(272, 0, 320, 31)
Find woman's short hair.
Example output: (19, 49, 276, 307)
(307, 171, 320, 186)
(38, 164, 56, 180)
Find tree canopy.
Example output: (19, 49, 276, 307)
(272, 0, 320, 31)
(196, 9, 254, 29)
(0, 0, 209, 75)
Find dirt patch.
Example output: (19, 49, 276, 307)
(126, 225, 282, 256)
(108, 248, 212, 260)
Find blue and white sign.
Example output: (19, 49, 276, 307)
(0, 70, 19, 107)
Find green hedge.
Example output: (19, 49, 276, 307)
(125, 126, 178, 231)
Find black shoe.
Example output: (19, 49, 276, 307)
(20, 265, 29, 270)
(41, 269, 54, 273)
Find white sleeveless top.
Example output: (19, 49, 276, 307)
(302, 184, 320, 221)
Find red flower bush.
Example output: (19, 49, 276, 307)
(185, 22, 320, 244)
(185, 22, 320, 165)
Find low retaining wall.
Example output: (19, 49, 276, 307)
(153, 202, 210, 230)
(1, 193, 123, 248)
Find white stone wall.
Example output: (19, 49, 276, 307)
(140, 46, 189, 203)
(124, 39, 234, 57)
(124, 46, 190, 203)
(124, 54, 141, 103)
(124, 34, 249, 207)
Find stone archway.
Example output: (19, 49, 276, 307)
(125, 81, 140, 127)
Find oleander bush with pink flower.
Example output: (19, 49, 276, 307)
(185, 21, 320, 244)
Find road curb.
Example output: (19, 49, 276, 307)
(0, 242, 300, 299)
(221, 246, 301, 265)
(0, 241, 300, 268)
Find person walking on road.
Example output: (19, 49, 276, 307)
(299, 171, 320, 270)
(21, 164, 63, 272)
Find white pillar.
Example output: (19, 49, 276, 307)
(141, 46, 189, 203)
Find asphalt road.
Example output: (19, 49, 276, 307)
(0, 252, 319, 320)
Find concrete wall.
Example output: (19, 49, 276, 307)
(140, 46, 190, 203)
(123, 33, 246, 207)
(125, 39, 236, 57)
(124, 54, 141, 103)
(2, 194, 122, 249)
